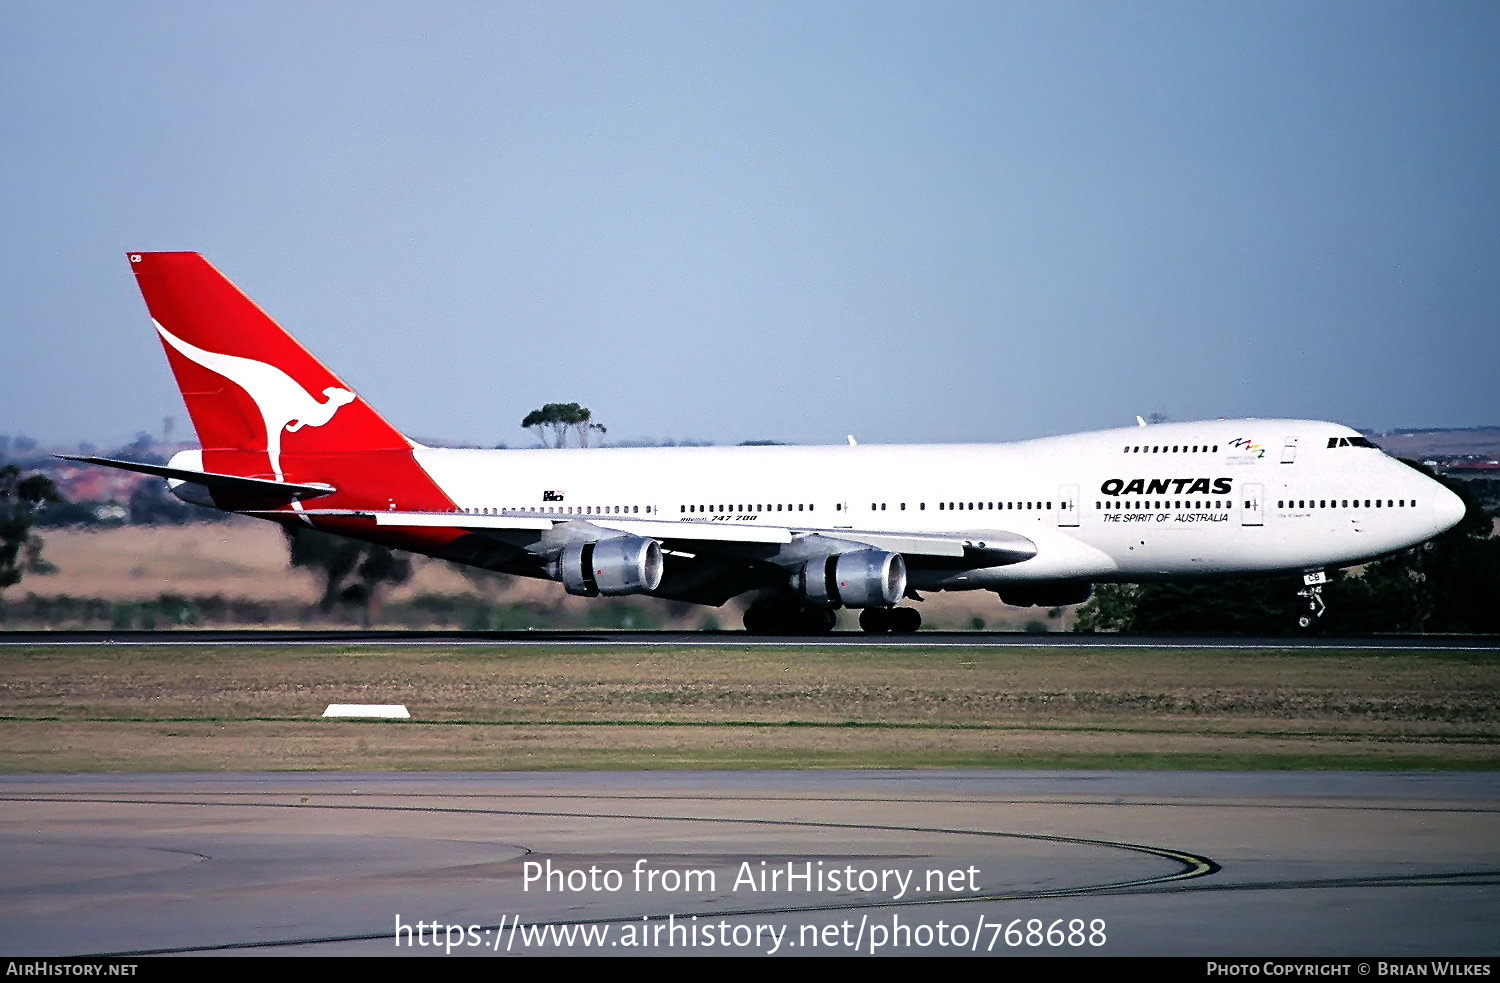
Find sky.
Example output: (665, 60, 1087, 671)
(3, 1, 1497, 451)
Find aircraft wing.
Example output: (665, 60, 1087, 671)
(279, 508, 1037, 566)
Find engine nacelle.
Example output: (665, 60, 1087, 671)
(551, 535, 664, 597)
(794, 549, 907, 609)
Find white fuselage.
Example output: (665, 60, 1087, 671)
(411, 419, 1465, 592)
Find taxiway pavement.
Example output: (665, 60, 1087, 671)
(0, 771, 1495, 956)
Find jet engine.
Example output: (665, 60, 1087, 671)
(551, 535, 664, 597)
(793, 549, 907, 609)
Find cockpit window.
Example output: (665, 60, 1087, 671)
(1327, 436, 1376, 449)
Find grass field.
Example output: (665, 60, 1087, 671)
(2, 642, 1496, 772)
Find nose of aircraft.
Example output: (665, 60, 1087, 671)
(1428, 480, 1467, 539)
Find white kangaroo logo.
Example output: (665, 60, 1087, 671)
(155, 319, 355, 481)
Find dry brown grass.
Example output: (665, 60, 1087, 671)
(1, 643, 1495, 772)
(32, 520, 472, 602)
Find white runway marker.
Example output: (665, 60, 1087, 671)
(322, 704, 410, 719)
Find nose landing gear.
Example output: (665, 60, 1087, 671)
(1295, 570, 1328, 631)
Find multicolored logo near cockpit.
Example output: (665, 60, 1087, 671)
(1227, 437, 1265, 458)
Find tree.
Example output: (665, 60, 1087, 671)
(1072, 584, 1142, 633)
(0, 464, 61, 592)
(282, 525, 413, 626)
(1073, 579, 1298, 634)
(521, 403, 605, 448)
(127, 479, 231, 525)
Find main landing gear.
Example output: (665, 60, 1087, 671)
(741, 597, 923, 635)
(1295, 570, 1328, 631)
(742, 597, 836, 635)
(858, 606, 922, 635)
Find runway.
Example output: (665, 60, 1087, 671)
(2, 629, 1497, 650)
(1, 771, 1496, 956)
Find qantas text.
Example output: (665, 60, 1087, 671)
(1100, 477, 1233, 496)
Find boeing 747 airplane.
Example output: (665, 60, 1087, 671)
(64, 252, 1467, 633)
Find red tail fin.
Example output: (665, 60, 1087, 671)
(128, 252, 412, 478)
(127, 252, 454, 514)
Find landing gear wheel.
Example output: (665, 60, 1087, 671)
(744, 598, 836, 635)
(743, 602, 778, 634)
(801, 606, 837, 634)
(859, 607, 921, 634)
(891, 607, 921, 634)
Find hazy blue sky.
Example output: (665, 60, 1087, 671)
(3, 1, 1496, 450)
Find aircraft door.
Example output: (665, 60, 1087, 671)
(1281, 437, 1299, 464)
(1241, 482, 1265, 526)
(1057, 484, 1079, 527)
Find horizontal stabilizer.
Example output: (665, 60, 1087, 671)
(56, 455, 337, 501)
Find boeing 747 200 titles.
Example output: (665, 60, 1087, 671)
(63, 253, 1466, 634)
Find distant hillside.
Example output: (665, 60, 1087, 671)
(1364, 427, 1500, 461)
